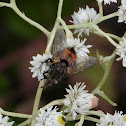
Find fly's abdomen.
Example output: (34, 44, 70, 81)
(59, 48, 77, 64)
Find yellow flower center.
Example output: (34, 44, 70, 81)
(123, 114, 126, 122)
(57, 115, 66, 126)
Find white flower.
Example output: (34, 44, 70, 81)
(118, 0, 126, 23)
(116, 38, 126, 67)
(70, 6, 99, 36)
(65, 38, 92, 58)
(96, 111, 126, 126)
(29, 52, 52, 81)
(0, 113, 14, 126)
(35, 106, 65, 126)
(96, 0, 117, 5)
(63, 82, 98, 119)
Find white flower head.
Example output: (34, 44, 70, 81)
(118, 0, 126, 23)
(35, 106, 65, 126)
(96, 0, 117, 5)
(70, 6, 99, 36)
(63, 82, 99, 119)
(96, 111, 126, 126)
(66, 38, 92, 58)
(116, 37, 126, 67)
(29, 52, 52, 81)
(0, 113, 14, 126)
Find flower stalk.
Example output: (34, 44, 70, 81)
(0, 108, 31, 119)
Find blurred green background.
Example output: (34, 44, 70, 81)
(0, 0, 126, 125)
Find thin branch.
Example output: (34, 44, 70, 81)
(45, 0, 64, 53)
(42, 98, 64, 110)
(58, 18, 73, 38)
(0, 108, 31, 119)
(0, 2, 11, 7)
(93, 30, 122, 41)
(97, 2, 103, 17)
(59, 12, 118, 30)
(98, 91, 117, 106)
(31, 80, 45, 125)
(99, 11, 118, 22)
(18, 119, 31, 126)
(66, 115, 100, 123)
(57, 0, 64, 18)
(92, 50, 116, 92)
(85, 110, 104, 117)
(0, 1, 51, 37)
(77, 114, 84, 126)
(93, 25, 118, 47)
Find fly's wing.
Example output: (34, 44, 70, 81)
(52, 30, 67, 56)
(67, 56, 98, 74)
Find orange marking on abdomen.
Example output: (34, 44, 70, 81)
(59, 48, 77, 63)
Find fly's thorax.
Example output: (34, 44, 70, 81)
(48, 62, 67, 80)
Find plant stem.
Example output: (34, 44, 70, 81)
(45, 0, 64, 53)
(93, 30, 122, 41)
(31, 80, 45, 125)
(93, 50, 116, 93)
(66, 115, 100, 123)
(98, 91, 117, 106)
(85, 110, 104, 117)
(18, 119, 31, 126)
(107, 33, 122, 41)
(0, 2, 11, 7)
(60, 11, 118, 30)
(99, 11, 118, 22)
(77, 114, 84, 126)
(42, 98, 64, 110)
(57, 0, 63, 18)
(58, 18, 73, 38)
(0, 1, 51, 37)
(92, 50, 117, 106)
(0, 108, 31, 118)
(93, 25, 118, 47)
(45, 21, 59, 53)
(97, 2, 103, 17)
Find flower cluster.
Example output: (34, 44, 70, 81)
(0, 113, 14, 126)
(96, 0, 117, 5)
(116, 37, 126, 67)
(35, 106, 65, 126)
(63, 82, 98, 119)
(66, 38, 92, 58)
(29, 53, 52, 81)
(97, 111, 126, 126)
(118, 0, 126, 23)
(70, 6, 99, 36)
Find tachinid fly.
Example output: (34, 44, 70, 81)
(43, 30, 98, 87)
